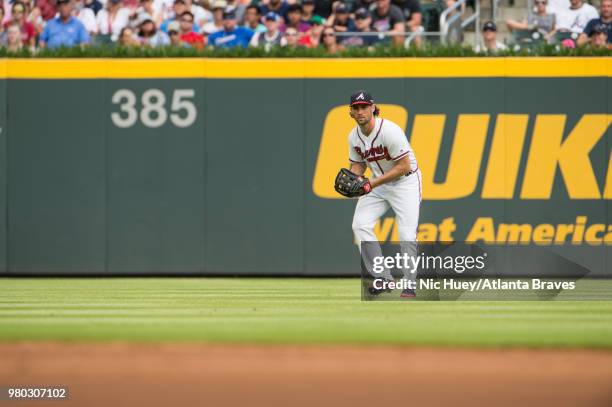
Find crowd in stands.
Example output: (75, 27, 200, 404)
(0, 0, 608, 52)
(503, 0, 611, 49)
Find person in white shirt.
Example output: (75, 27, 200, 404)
(344, 90, 421, 299)
(73, 0, 97, 34)
(96, 0, 132, 41)
(546, 0, 570, 14)
(201, 0, 225, 34)
(249, 11, 286, 50)
(554, 0, 598, 33)
(474, 21, 508, 52)
(184, 0, 212, 28)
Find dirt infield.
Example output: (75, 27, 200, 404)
(1, 343, 612, 407)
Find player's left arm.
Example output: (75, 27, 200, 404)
(369, 156, 411, 189)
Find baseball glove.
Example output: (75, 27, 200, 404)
(334, 168, 372, 198)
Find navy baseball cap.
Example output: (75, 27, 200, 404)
(355, 7, 370, 19)
(482, 21, 497, 32)
(223, 9, 237, 19)
(350, 90, 374, 106)
(265, 11, 280, 21)
(336, 4, 348, 13)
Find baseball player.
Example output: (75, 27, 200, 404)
(336, 90, 421, 298)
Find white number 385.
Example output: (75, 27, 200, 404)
(111, 89, 197, 129)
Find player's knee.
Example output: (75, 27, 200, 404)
(352, 220, 373, 236)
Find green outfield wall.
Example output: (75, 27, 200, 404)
(0, 58, 610, 275)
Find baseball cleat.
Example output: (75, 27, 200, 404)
(368, 278, 393, 296)
(400, 288, 416, 298)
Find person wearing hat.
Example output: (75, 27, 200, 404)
(587, 23, 610, 48)
(301, 0, 324, 26)
(341, 7, 378, 47)
(208, 8, 253, 47)
(39, 0, 90, 48)
(201, 0, 226, 34)
(326, 3, 356, 33)
(95, 0, 131, 41)
(242, 4, 266, 33)
(259, 0, 289, 23)
(474, 21, 507, 52)
(249, 11, 286, 50)
(577, 0, 612, 46)
(343, 90, 421, 298)
(280, 3, 310, 32)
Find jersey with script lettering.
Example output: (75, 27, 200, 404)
(348, 117, 418, 179)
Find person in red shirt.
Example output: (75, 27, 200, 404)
(4, 2, 35, 48)
(36, 0, 56, 21)
(178, 11, 205, 48)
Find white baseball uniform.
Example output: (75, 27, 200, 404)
(348, 117, 421, 280)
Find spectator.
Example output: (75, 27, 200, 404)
(313, 0, 333, 18)
(5, 2, 35, 48)
(208, 8, 253, 47)
(321, 26, 342, 53)
(39, 0, 90, 48)
(395, 0, 423, 36)
(138, 17, 170, 45)
(281, 4, 310, 32)
(22, 0, 44, 35)
(578, 0, 612, 45)
(506, 0, 555, 37)
(341, 7, 379, 47)
(73, 0, 97, 35)
(167, 21, 186, 45)
(326, 3, 355, 33)
(0, 7, 5, 44)
(282, 25, 299, 47)
(96, 0, 132, 41)
(132, 0, 164, 28)
(185, 0, 211, 27)
(178, 10, 205, 47)
(301, 0, 322, 24)
(298, 11, 324, 47)
(83, 0, 103, 15)
(546, 0, 569, 14)
(36, 0, 56, 21)
(588, 23, 610, 47)
(260, 0, 288, 22)
(249, 11, 285, 50)
(371, 0, 405, 46)
(243, 4, 265, 33)
(201, 0, 224, 34)
(4, 23, 23, 51)
(475, 20, 507, 52)
(119, 25, 140, 45)
(225, 0, 246, 23)
(554, 0, 598, 34)
(160, 0, 198, 33)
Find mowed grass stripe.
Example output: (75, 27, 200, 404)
(0, 278, 611, 348)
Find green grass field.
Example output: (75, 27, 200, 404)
(1, 278, 612, 348)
